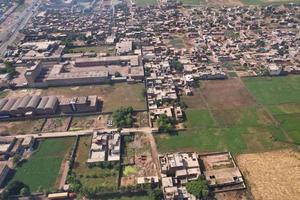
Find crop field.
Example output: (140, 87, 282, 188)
(73, 136, 119, 189)
(134, 0, 157, 6)
(156, 78, 290, 154)
(237, 149, 300, 200)
(180, 0, 205, 5)
(41, 83, 146, 112)
(244, 76, 300, 144)
(10, 138, 75, 192)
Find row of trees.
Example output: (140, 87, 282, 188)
(0, 61, 18, 79)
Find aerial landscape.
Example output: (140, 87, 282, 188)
(0, 0, 299, 199)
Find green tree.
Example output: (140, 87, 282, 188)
(114, 71, 122, 77)
(186, 176, 209, 199)
(169, 59, 183, 72)
(112, 107, 134, 128)
(156, 114, 174, 133)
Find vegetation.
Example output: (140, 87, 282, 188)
(169, 59, 183, 72)
(13, 154, 22, 167)
(156, 114, 174, 133)
(0, 61, 18, 79)
(112, 107, 134, 128)
(1, 181, 29, 198)
(9, 138, 75, 192)
(186, 176, 209, 198)
(134, 0, 157, 6)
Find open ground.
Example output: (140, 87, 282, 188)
(156, 78, 291, 154)
(10, 137, 75, 192)
(73, 136, 119, 189)
(237, 149, 300, 200)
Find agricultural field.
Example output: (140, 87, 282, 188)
(156, 78, 290, 154)
(180, 0, 205, 5)
(134, 0, 157, 6)
(237, 149, 300, 200)
(10, 138, 75, 192)
(244, 76, 300, 144)
(0, 119, 45, 136)
(41, 83, 146, 112)
(73, 136, 119, 189)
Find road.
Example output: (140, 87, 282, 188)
(0, 0, 41, 56)
(11, 127, 158, 139)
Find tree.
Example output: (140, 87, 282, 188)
(169, 59, 183, 72)
(112, 107, 134, 128)
(186, 176, 209, 199)
(115, 71, 122, 77)
(13, 154, 22, 167)
(156, 114, 174, 133)
(20, 187, 30, 196)
(5, 181, 28, 196)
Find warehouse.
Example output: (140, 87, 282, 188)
(35, 96, 49, 115)
(0, 98, 16, 116)
(59, 95, 99, 113)
(17, 95, 32, 114)
(44, 96, 59, 114)
(25, 95, 42, 113)
(9, 97, 23, 116)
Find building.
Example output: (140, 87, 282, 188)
(59, 96, 99, 113)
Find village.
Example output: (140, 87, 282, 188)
(0, 0, 299, 199)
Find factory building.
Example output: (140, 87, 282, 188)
(59, 95, 99, 113)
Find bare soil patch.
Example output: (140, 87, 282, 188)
(201, 78, 257, 110)
(237, 149, 300, 200)
(42, 117, 71, 132)
(0, 119, 45, 135)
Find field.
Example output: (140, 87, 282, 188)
(156, 78, 290, 154)
(10, 138, 75, 192)
(67, 45, 115, 55)
(240, 0, 300, 5)
(237, 149, 300, 200)
(0, 119, 45, 136)
(180, 0, 205, 5)
(244, 76, 300, 144)
(73, 136, 119, 189)
(40, 83, 146, 112)
(134, 0, 157, 6)
(42, 117, 71, 132)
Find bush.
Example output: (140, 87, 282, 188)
(186, 176, 209, 198)
(156, 114, 174, 133)
(112, 107, 134, 128)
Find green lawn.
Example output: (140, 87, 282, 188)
(185, 109, 216, 128)
(67, 45, 115, 55)
(73, 136, 119, 189)
(134, 0, 157, 6)
(11, 138, 75, 192)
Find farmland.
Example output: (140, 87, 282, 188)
(156, 78, 290, 154)
(10, 138, 75, 192)
(237, 149, 300, 200)
(134, 0, 157, 6)
(244, 76, 300, 144)
(73, 136, 119, 189)
(40, 83, 146, 112)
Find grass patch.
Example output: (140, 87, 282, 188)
(123, 166, 137, 176)
(67, 45, 115, 55)
(180, 0, 204, 5)
(73, 136, 119, 189)
(134, 0, 157, 6)
(185, 109, 216, 128)
(240, 0, 300, 5)
(11, 138, 75, 192)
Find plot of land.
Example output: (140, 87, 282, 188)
(0, 119, 45, 136)
(42, 117, 71, 132)
(41, 83, 146, 112)
(201, 79, 256, 109)
(67, 45, 115, 55)
(166, 34, 194, 50)
(180, 0, 205, 5)
(73, 136, 119, 189)
(134, 0, 157, 6)
(240, 0, 300, 5)
(11, 138, 75, 192)
(237, 149, 300, 200)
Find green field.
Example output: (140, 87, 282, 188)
(73, 136, 119, 189)
(244, 76, 300, 144)
(180, 0, 204, 5)
(240, 0, 300, 5)
(134, 0, 157, 6)
(67, 45, 115, 55)
(11, 138, 75, 192)
(156, 79, 292, 154)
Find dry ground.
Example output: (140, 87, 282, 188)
(237, 149, 300, 200)
(42, 117, 71, 132)
(201, 78, 257, 110)
(215, 191, 247, 200)
(0, 119, 45, 135)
